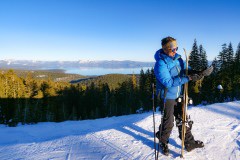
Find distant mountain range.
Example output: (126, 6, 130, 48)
(0, 60, 155, 70)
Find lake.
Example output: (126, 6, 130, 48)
(64, 67, 152, 76)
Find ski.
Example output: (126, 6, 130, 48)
(180, 48, 190, 158)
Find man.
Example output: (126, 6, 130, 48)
(154, 36, 213, 156)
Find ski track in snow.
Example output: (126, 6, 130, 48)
(0, 101, 240, 160)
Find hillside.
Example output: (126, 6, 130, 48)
(0, 69, 86, 82)
(75, 74, 133, 90)
(0, 69, 134, 88)
(0, 101, 239, 160)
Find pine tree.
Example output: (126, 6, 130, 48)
(218, 43, 228, 70)
(0, 73, 5, 97)
(189, 40, 203, 104)
(139, 69, 145, 92)
(132, 73, 137, 89)
(199, 44, 208, 69)
(138, 69, 145, 108)
(150, 68, 156, 85)
(189, 39, 201, 70)
(235, 42, 240, 74)
(233, 42, 240, 99)
(212, 57, 220, 74)
(226, 42, 234, 68)
(214, 43, 237, 101)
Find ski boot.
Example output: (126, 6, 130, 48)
(155, 132, 169, 156)
(185, 140, 204, 152)
(161, 142, 169, 156)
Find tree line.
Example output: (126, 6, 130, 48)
(0, 39, 240, 126)
(0, 69, 155, 126)
(188, 39, 240, 104)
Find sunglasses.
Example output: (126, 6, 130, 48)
(171, 47, 178, 52)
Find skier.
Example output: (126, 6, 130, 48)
(154, 36, 213, 156)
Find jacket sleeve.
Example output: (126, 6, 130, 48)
(154, 60, 189, 88)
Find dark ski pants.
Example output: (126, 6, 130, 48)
(159, 99, 195, 144)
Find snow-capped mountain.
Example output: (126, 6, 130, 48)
(0, 59, 154, 70)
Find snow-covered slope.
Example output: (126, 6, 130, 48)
(0, 101, 239, 160)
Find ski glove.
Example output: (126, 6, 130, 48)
(201, 66, 214, 77)
(188, 74, 203, 82)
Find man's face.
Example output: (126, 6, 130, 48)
(163, 41, 178, 57)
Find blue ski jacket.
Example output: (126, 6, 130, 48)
(154, 49, 189, 99)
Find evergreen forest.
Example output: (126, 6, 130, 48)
(1, 40, 240, 126)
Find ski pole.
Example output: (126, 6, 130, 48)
(157, 88, 168, 159)
(152, 83, 157, 160)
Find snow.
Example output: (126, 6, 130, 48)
(0, 101, 240, 160)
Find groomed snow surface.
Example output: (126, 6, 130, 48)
(0, 101, 239, 160)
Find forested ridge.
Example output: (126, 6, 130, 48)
(0, 40, 240, 126)
(0, 69, 86, 82)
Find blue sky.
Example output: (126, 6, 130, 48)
(0, 0, 240, 62)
